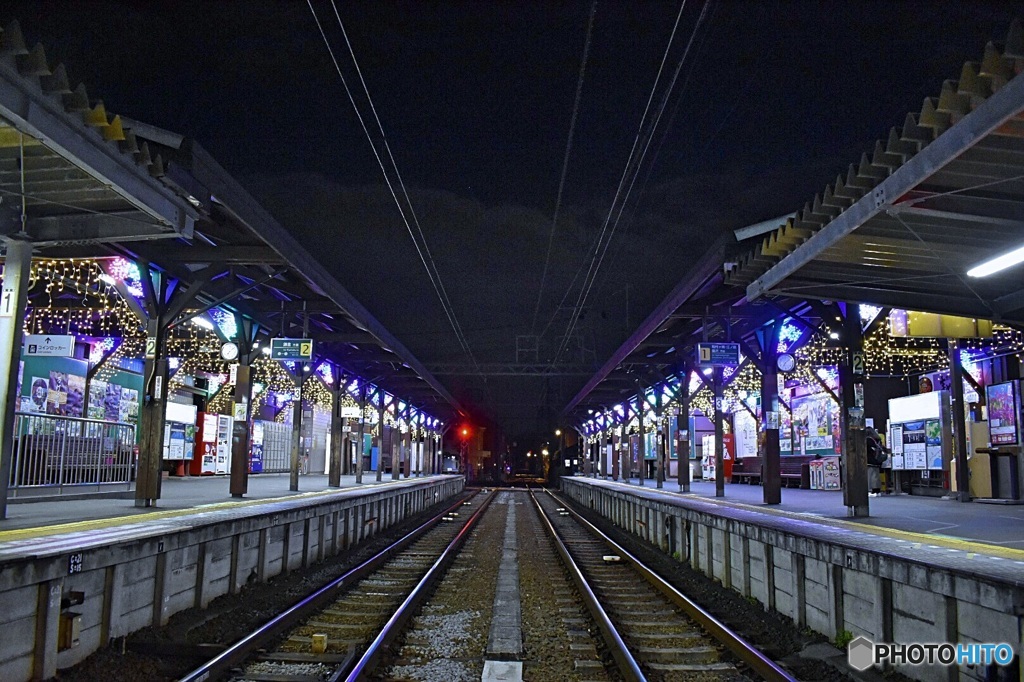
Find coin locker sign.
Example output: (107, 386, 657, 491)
(24, 334, 75, 357)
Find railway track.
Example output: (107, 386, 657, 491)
(180, 487, 796, 682)
(177, 490, 493, 682)
(531, 488, 796, 682)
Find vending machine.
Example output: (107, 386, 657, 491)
(190, 412, 220, 475)
(214, 414, 234, 474)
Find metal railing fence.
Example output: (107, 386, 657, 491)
(10, 412, 136, 495)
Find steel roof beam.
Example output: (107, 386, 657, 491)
(748, 69, 1024, 300)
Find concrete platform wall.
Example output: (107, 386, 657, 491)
(0, 476, 464, 681)
(561, 479, 1023, 682)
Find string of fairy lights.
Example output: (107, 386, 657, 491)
(6, 257, 443, 435)
(582, 310, 1024, 438)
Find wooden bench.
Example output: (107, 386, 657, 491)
(729, 455, 818, 488)
(780, 455, 817, 488)
(730, 457, 762, 484)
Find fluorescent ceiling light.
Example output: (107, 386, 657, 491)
(97, 273, 116, 285)
(191, 316, 214, 330)
(967, 244, 1024, 278)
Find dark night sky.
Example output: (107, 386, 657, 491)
(5, 1, 1020, 440)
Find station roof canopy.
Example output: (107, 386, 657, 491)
(0, 21, 198, 245)
(728, 21, 1024, 327)
(0, 20, 459, 420)
(561, 234, 835, 423)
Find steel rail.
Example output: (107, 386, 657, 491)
(528, 487, 646, 682)
(544, 488, 797, 682)
(343, 489, 498, 681)
(177, 491, 477, 682)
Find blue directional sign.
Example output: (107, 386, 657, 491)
(270, 338, 314, 361)
(696, 342, 740, 367)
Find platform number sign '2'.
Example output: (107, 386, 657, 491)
(851, 351, 865, 375)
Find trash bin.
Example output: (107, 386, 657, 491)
(800, 462, 811, 489)
(990, 451, 1020, 500)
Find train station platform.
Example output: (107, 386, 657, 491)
(602, 475, 1024, 551)
(560, 476, 1023, 682)
(0, 474, 464, 681)
(0, 473, 433, 536)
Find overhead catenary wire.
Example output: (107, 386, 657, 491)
(306, 0, 480, 374)
(555, 0, 712, 362)
(530, 0, 598, 336)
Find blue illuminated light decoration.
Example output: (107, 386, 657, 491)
(688, 371, 702, 395)
(959, 349, 982, 382)
(646, 392, 657, 406)
(614, 404, 625, 416)
(89, 337, 118, 365)
(284, 361, 297, 373)
(777, 318, 803, 354)
(816, 366, 839, 389)
(209, 308, 238, 340)
(168, 357, 180, 371)
(106, 257, 144, 298)
(316, 362, 334, 386)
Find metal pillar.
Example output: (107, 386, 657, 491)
(0, 239, 32, 519)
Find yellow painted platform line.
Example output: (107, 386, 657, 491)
(0, 480, 404, 544)
(604, 481, 1024, 562)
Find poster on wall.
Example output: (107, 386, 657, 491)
(87, 380, 107, 420)
(790, 390, 839, 456)
(104, 383, 122, 422)
(986, 381, 1019, 446)
(120, 387, 139, 424)
(47, 371, 68, 415)
(27, 376, 49, 413)
(66, 375, 85, 418)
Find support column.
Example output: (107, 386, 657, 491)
(137, 317, 169, 507)
(0, 239, 32, 519)
(613, 426, 622, 481)
(678, 364, 691, 493)
(949, 338, 971, 503)
(655, 390, 665, 489)
(376, 391, 384, 482)
(714, 365, 725, 498)
(289, 374, 304, 492)
(840, 303, 869, 516)
(355, 384, 367, 484)
(761, 323, 782, 505)
(229, 363, 252, 498)
(637, 380, 646, 486)
(329, 384, 343, 487)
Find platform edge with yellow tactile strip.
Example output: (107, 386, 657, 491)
(601, 480, 1024, 562)
(0, 479, 406, 545)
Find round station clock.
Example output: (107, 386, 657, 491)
(776, 352, 796, 373)
(220, 341, 240, 362)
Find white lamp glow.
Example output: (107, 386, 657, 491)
(967, 244, 1024, 278)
